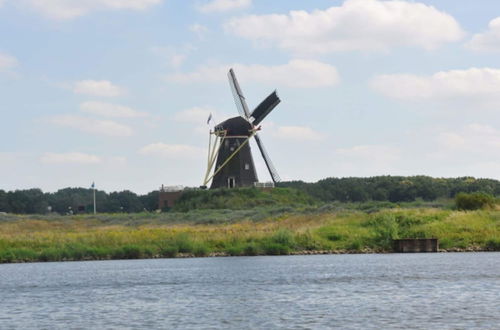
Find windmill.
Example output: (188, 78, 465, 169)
(203, 69, 281, 189)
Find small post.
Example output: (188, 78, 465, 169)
(91, 182, 96, 214)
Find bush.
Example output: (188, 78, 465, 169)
(113, 245, 142, 259)
(0, 249, 14, 263)
(174, 233, 195, 253)
(367, 214, 399, 250)
(160, 245, 178, 258)
(39, 248, 62, 262)
(485, 238, 500, 251)
(271, 229, 295, 247)
(193, 243, 210, 257)
(262, 242, 290, 255)
(455, 192, 496, 210)
(225, 245, 244, 256)
(243, 242, 260, 256)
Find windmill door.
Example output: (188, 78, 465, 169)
(228, 177, 236, 188)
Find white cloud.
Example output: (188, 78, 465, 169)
(139, 143, 205, 159)
(190, 24, 209, 39)
(225, 0, 463, 54)
(73, 80, 124, 97)
(50, 115, 133, 137)
(371, 67, 500, 102)
(20, 0, 163, 20)
(150, 44, 195, 69)
(40, 152, 101, 164)
(167, 60, 340, 88)
(425, 124, 500, 178)
(275, 126, 325, 141)
(80, 101, 148, 118)
(197, 0, 250, 13)
(0, 52, 18, 71)
(466, 17, 500, 53)
(437, 124, 500, 152)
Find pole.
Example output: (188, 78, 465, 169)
(93, 186, 96, 214)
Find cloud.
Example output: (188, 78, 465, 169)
(139, 143, 205, 159)
(167, 60, 340, 88)
(225, 0, 463, 54)
(466, 17, 500, 53)
(150, 44, 195, 69)
(80, 101, 148, 118)
(19, 0, 163, 20)
(40, 152, 101, 164)
(425, 124, 500, 178)
(50, 115, 133, 136)
(73, 80, 124, 97)
(275, 126, 325, 141)
(197, 0, 250, 13)
(189, 24, 209, 39)
(0, 52, 18, 71)
(437, 124, 500, 152)
(371, 67, 500, 103)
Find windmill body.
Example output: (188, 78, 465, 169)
(210, 117, 258, 189)
(204, 69, 281, 189)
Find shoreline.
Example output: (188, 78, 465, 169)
(2, 247, 497, 264)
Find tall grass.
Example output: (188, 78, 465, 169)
(0, 208, 498, 263)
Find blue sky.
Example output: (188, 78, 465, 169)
(1, 0, 499, 193)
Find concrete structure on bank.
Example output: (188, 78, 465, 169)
(393, 238, 439, 252)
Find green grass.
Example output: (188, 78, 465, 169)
(0, 206, 498, 263)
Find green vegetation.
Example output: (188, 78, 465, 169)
(455, 192, 497, 210)
(1, 207, 498, 263)
(1, 176, 499, 214)
(172, 187, 315, 211)
(1, 178, 498, 263)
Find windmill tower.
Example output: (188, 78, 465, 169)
(203, 69, 281, 189)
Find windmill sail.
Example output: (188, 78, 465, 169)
(254, 133, 281, 183)
(250, 90, 280, 125)
(228, 68, 251, 119)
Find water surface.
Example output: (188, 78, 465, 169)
(1, 253, 499, 329)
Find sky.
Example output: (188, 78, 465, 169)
(1, 0, 499, 194)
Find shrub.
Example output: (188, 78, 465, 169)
(0, 250, 14, 263)
(243, 242, 260, 256)
(225, 245, 244, 256)
(455, 192, 496, 210)
(174, 233, 195, 253)
(193, 243, 210, 257)
(295, 231, 322, 250)
(262, 242, 290, 255)
(484, 238, 500, 251)
(113, 245, 142, 259)
(367, 214, 399, 250)
(271, 229, 295, 248)
(160, 245, 178, 258)
(39, 248, 62, 262)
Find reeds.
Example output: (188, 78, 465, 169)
(0, 207, 498, 263)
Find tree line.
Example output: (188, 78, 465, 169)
(1, 176, 499, 214)
(0, 188, 159, 214)
(278, 176, 500, 202)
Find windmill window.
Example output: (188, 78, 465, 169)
(225, 140, 229, 147)
(245, 163, 250, 170)
(228, 177, 235, 188)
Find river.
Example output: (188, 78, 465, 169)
(0, 252, 499, 329)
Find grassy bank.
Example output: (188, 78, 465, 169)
(1, 207, 499, 263)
